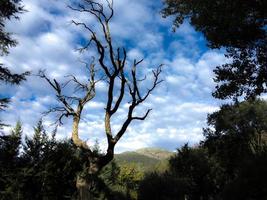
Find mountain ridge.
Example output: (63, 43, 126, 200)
(114, 147, 174, 171)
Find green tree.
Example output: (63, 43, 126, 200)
(203, 99, 267, 199)
(139, 100, 267, 200)
(21, 120, 83, 199)
(168, 145, 220, 199)
(203, 100, 267, 174)
(0, 0, 29, 125)
(117, 163, 144, 200)
(138, 145, 220, 200)
(0, 121, 23, 199)
(138, 172, 184, 200)
(221, 148, 267, 200)
(0, 0, 24, 54)
(0, 120, 86, 199)
(162, 0, 267, 100)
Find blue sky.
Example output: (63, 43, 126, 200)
(1, 0, 228, 153)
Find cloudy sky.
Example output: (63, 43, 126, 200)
(1, 0, 228, 153)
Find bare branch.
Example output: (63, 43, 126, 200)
(106, 0, 114, 22)
(138, 64, 163, 103)
(38, 70, 75, 115)
(42, 106, 71, 125)
(132, 109, 152, 120)
(110, 70, 126, 115)
(40, 0, 163, 170)
(113, 64, 163, 144)
(64, 74, 88, 91)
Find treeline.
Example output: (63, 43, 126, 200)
(138, 99, 267, 200)
(0, 120, 144, 200)
(0, 121, 81, 199)
(1, 99, 267, 199)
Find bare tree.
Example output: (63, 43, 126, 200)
(39, 0, 162, 199)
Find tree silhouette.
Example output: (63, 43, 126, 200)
(203, 100, 267, 182)
(39, 0, 162, 199)
(0, 0, 29, 126)
(162, 0, 267, 100)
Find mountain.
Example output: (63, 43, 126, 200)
(114, 147, 174, 172)
(136, 147, 173, 160)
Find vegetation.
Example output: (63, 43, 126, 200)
(0, 0, 266, 199)
(0, 0, 29, 124)
(2, 100, 267, 199)
(0, 120, 81, 199)
(138, 100, 267, 200)
(162, 0, 267, 100)
(0, 121, 164, 200)
(38, 1, 162, 198)
(115, 148, 172, 172)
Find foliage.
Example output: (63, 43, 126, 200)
(221, 148, 267, 199)
(0, 0, 24, 55)
(138, 145, 220, 200)
(117, 163, 144, 200)
(162, 0, 267, 100)
(139, 100, 267, 200)
(138, 172, 185, 200)
(0, 120, 83, 199)
(2, 101, 267, 200)
(135, 148, 174, 160)
(162, 0, 266, 48)
(115, 148, 173, 173)
(0, 120, 144, 200)
(0, 121, 23, 199)
(0, 0, 29, 125)
(212, 43, 267, 100)
(203, 99, 267, 176)
(169, 144, 220, 199)
(115, 152, 160, 171)
(203, 99, 267, 198)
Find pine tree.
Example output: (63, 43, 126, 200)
(0, 0, 29, 126)
(0, 121, 23, 199)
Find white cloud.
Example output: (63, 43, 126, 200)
(1, 0, 227, 153)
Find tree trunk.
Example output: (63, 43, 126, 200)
(75, 148, 114, 199)
(76, 176, 92, 200)
(76, 161, 100, 200)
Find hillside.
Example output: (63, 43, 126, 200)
(136, 147, 174, 160)
(114, 147, 174, 172)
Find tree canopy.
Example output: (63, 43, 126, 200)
(0, 0, 29, 124)
(162, 0, 267, 100)
(139, 99, 267, 200)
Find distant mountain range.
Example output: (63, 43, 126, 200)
(114, 147, 174, 172)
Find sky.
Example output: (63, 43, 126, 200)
(0, 0, 228, 153)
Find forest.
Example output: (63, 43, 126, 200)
(0, 0, 267, 199)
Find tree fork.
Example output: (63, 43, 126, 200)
(41, 0, 162, 199)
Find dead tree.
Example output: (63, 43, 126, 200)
(39, 0, 162, 199)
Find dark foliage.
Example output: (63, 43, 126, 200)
(162, 0, 267, 100)
(162, 0, 266, 48)
(221, 149, 267, 200)
(203, 99, 267, 199)
(0, 122, 22, 199)
(138, 172, 185, 200)
(0, 0, 24, 55)
(203, 100, 267, 174)
(0, 121, 83, 199)
(213, 42, 267, 100)
(0, 0, 29, 125)
(0, 120, 129, 200)
(168, 145, 220, 199)
(139, 100, 267, 200)
(138, 145, 219, 200)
